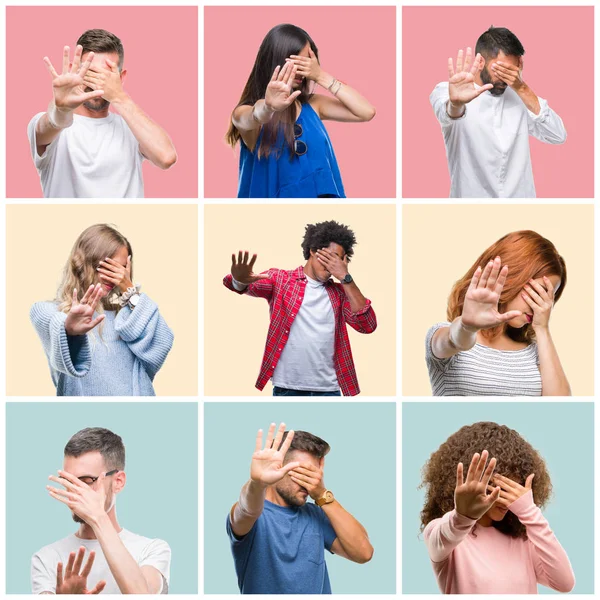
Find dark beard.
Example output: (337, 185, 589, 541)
(275, 484, 307, 507)
(83, 97, 110, 112)
(480, 66, 507, 96)
(72, 513, 86, 524)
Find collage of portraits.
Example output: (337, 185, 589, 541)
(0, 0, 597, 597)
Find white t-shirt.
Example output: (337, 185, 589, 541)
(429, 83, 566, 198)
(272, 275, 338, 392)
(31, 529, 171, 594)
(28, 112, 145, 198)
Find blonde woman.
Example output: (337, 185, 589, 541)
(30, 224, 173, 396)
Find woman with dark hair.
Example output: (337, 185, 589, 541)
(226, 24, 376, 198)
(425, 230, 570, 396)
(420, 422, 575, 594)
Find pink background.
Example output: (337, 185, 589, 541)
(204, 6, 396, 198)
(6, 6, 198, 198)
(402, 6, 594, 198)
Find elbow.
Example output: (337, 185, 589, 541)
(362, 106, 376, 122)
(157, 149, 177, 170)
(556, 573, 576, 593)
(354, 542, 374, 564)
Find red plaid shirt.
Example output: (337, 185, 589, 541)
(223, 266, 377, 396)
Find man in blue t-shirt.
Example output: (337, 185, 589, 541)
(226, 422, 373, 594)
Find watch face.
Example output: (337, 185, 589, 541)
(325, 491, 334, 502)
(129, 293, 140, 306)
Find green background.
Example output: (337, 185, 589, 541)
(402, 402, 594, 594)
(6, 402, 198, 594)
(204, 402, 396, 594)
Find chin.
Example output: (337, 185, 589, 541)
(489, 508, 509, 521)
(489, 85, 507, 96)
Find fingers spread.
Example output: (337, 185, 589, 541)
(62, 45, 70, 74)
(264, 423, 276, 449)
(478, 260, 493, 289)
(81, 550, 96, 578)
(486, 257, 501, 289)
(448, 57, 455, 79)
(456, 462, 464, 487)
(43, 57, 59, 79)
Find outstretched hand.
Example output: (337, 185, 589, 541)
(251, 423, 301, 486)
(455, 450, 501, 520)
(461, 256, 522, 331)
(43, 45, 105, 111)
(231, 251, 270, 284)
(265, 62, 302, 112)
(64, 284, 106, 336)
(55, 547, 106, 594)
(448, 47, 493, 107)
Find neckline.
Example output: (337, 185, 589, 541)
(74, 112, 115, 125)
(264, 499, 298, 512)
(474, 342, 534, 354)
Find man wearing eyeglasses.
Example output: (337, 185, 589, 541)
(31, 427, 171, 594)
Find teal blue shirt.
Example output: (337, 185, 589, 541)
(226, 499, 337, 594)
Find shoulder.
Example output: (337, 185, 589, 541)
(28, 112, 46, 133)
(30, 301, 60, 321)
(423, 511, 453, 539)
(122, 530, 171, 555)
(426, 322, 451, 342)
(33, 534, 75, 562)
(430, 81, 450, 98)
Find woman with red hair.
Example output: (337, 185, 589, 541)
(426, 231, 570, 396)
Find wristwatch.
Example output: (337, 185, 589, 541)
(128, 293, 140, 309)
(315, 490, 335, 507)
(341, 274, 353, 285)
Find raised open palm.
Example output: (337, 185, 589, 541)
(43, 45, 105, 111)
(251, 423, 300, 486)
(265, 61, 302, 112)
(231, 251, 270, 284)
(455, 450, 501, 520)
(448, 47, 493, 106)
(64, 284, 106, 336)
(56, 547, 106, 595)
(461, 256, 522, 330)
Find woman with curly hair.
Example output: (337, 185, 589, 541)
(426, 230, 570, 396)
(223, 220, 376, 396)
(226, 24, 376, 198)
(30, 224, 174, 396)
(420, 422, 575, 594)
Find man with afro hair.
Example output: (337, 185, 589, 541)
(223, 220, 376, 396)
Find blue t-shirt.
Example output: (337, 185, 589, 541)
(226, 499, 337, 594)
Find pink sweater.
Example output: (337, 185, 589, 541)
(423, 490, 575, 594)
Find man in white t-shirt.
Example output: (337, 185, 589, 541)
(28, 29, 177, 198)
(32, 427, 171, 594)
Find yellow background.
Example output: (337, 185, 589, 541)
(402, 204, 594, 396)
(204, 204, 396, 396)
(6, 204, 198, 396)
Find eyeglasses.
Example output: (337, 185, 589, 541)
(76, 469, 119, 485)
(294, 123, 307, 156)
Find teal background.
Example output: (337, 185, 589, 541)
(204, 402, 396, 594)
(5, 402, 198, 594)
(402, 402, 594, 594)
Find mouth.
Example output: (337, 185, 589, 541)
(525, 314, 533, 324)
(101, 283, 114, 292)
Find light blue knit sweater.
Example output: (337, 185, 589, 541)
(30, 294, 174, 396)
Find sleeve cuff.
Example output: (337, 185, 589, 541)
(527, 97, 549, 122)
(450, 509, 478, 528)
(348, 298, 372, 316)
(232, 277, 249, 291)
(508, 489, 535, 515)
(114, 294, 156, 341)
(50, 312, 91, 377)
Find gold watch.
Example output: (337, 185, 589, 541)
(315, 490, 335, 507)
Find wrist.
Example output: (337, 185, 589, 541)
(89, 510, 111, 532)
(47, 100, 74, 129)
(316, 71, 333, 88)
(257, 99, 277, 119)
(249, 477, 268, 491)
(310, 486, 327, 501)
(109, 93, 131, 111)
(448, 317, 478, 351)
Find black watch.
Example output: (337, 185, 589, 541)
(341, 273, 353, 284)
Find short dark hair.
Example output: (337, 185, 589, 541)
(475, 26, 525, 59)
(76, 29, 124, 69)
(64, 427, 125, 470)
(301, 220, 357, 261)
(279, 430, 330, 461)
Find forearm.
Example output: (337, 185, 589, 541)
(322, 500, 373, 563)
(424, 511, 476, 563)
(231, 479, 266, 536)
(316, 71, 375, 121)
(35, 101, 74, 148)
(92, 515, 150, 594)
(111, 95, 176, 169)
(535, 329, 571, 396)
(341, 280, 367, 313)
(516, 83, 541, 115)
(234, 100, 275, 132)
(446, 99, 466, 119)
(431, 317, 477, 359)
